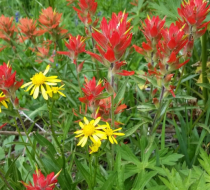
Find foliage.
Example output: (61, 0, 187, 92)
(0, 0, 210, 190)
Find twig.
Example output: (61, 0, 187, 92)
(19, 110, 46, 132)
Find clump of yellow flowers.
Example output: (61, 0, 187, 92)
(21, 65, 65, 100)
(74, 117, 125, 154)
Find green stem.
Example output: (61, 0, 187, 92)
(151, 86, 165, 133)
(201, 32, 208, 105)
(76, 62, 85, 111)
(16, 110, 45, 171)
(110, 71, 115, 170)
(47, 101, 70, 185)
(93, 155, 98, 187)
(0, 170, 14, 190)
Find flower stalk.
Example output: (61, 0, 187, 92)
(201, 32, 208, 105)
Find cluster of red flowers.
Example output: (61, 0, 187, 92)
(133, 0, 210, 105)
(73, 0, 98, 27)
(57, 34, 86, 68)
(0, 7, 68, 63)
(21, 168, 61, 190)
(86, 11, 135, 77)
(78, 77, 127, 125)
(0, 62, 23, 107)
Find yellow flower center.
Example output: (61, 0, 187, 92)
(32, 72, 46, 85)
(106, 128, 113, 136)
(52, 87, 59, 93)
(91, 145, 99, 152)
(83, 123, 95, 136)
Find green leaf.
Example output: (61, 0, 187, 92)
(95, 92, 111, 100)
(132, 171, 157, 190)
(99, 171, 117, 190)
(33, 132, 57, 160)
(180, 74, 199, 83)
(118, 121, 149, 141)
(114, 79, 128, 106)
(0, 147, 5, 160)
(137, 104, 156, 111)
(28, 104, 48, 119)
(75, 158, 92, 188)
(5, 142, 31, 147)
(115, 151, 124, 190)
(196, 83, 210, 90)
(42, 157, 71, 189)
(63, 114, 74, 141)
(118, 144, 140, 165)
(138, 0, 144, 10)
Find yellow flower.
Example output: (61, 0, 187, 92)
(74, 117, 107, 147)
(21, 65, 61, 100)
(102, 122, 125, 144)
(47, 84, 66, 98)
(0, 92, 8, 112)
(89, 140, 101, 154)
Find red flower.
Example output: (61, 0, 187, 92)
(95, 95, 127, 124)
(161, 23, 188, 54)
(91, 11, 132, 60)
(18, 18, 45, 42)
(73, 0, 97, 25)
(0, 15, 17, 42)
(168, 85, 176, 98)
(167, 52, 190, 71)
(87, 49, 134, 76)
(57, 34, 86, 64)
(21, 168, 61, 190)
(177, 0, 210, 38)
(0, 62, 23, 96)
(117, 70, 135, 76)
(79, 77, 105, 104)
(38, 7, 68, 39)
(35, 47, 54, 63)
(141, 15, 165, 43)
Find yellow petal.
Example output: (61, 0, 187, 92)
(45, 82, 57, 86)
(58, 91, 66, 97)
(112, 136, 118, 144)
(92, 134, 100, 142)
(77, 136, 85, 146)
(84, 117, 89, 124)
(0, 106, 1, 112)
(1, 101, 8, 108)
(25, 84, 34, 92)
(33, 86, 39, 99)
(79, 122, 84, 129)
(43, 65, 50, 75)
(21, 81, 32, 88)
(95, 125, 106, 129)
(46, 84, 52, 97)
(113, 132, 125, 136)
(74, 130, 83, 134)
(75, 133, 84, 138)
(41, 85, 48, 100)
(30, 85, 36, 95)
(81, 136, 88, 147)
(46, 78, 62, 82)
(59, 84, 65, 88)
(109, 136, 114, 144)
(113, 128, 122, 132)
(93, 117, 101, 126)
